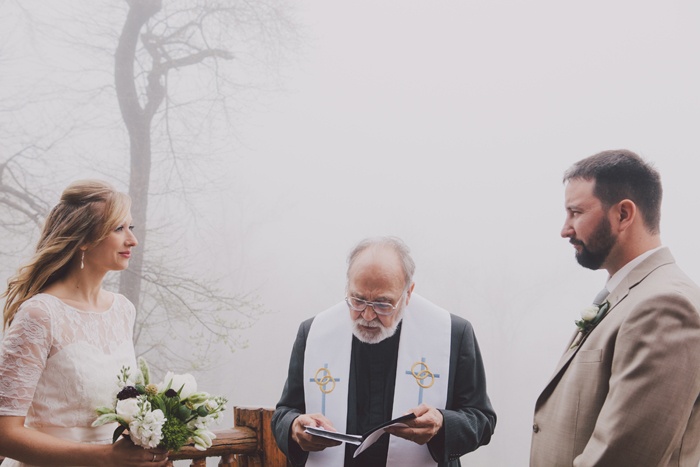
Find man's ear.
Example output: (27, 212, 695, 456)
(405, 282, 416, 305)
(615, 199, 637, 232)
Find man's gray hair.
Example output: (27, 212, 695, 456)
(346, 236, 416, 288)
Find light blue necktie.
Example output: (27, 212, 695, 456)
(592, 288, 609, 306)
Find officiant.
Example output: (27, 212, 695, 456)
(271, 236, 496, 466)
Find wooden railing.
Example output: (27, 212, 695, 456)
(167, 406, 289, 467)
(0, 407, 287, 466)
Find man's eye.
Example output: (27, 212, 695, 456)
(374, 303, 391, 311)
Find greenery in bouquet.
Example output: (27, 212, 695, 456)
(92, 357, 227, 451)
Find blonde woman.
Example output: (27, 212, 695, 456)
(0, 180, 168, 466)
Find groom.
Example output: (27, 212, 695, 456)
(530, 149, 700, 466)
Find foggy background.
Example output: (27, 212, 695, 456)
(2, 1, 700, 465)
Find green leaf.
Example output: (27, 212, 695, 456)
(112, 424, 127, 444)
(95, 406, 115, 415)
(151, 394, 166, 413)
(92, 413, 118, 427)
(115, 415, 128, 425)
(138, 357, 151, 385)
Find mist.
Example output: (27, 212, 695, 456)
(3, 1, 700, 465)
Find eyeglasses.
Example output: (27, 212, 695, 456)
(345, 292, 405, 316)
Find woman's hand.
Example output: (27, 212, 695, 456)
(102, 437, 169, 467)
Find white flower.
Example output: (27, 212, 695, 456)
(116, 398, 142, 424)
(580, 305, 599, 322)
(192, 428, 216, 451)
(161, 372, 198, 399)
(129, 409, 166, 449)
(186, 391, 210, 405)
(205, 399, 219, 411)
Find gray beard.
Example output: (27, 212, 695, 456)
(352, 307, 404, 344)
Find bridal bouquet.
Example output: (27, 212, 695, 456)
(92, 358, 227, 451)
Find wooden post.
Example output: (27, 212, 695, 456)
(234, 407, 288, 467)
(218, 453, 236, 467)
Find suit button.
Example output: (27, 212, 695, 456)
(532, 423, 540, 433)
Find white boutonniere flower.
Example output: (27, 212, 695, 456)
(579, 305, 600, 325)
(570, 301, 610, 349)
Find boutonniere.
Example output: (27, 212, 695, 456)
(570, 301, 610, 349)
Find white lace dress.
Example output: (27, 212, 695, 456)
(0, 293, 137, 467)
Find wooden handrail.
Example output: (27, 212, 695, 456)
(0, 408, 287, 467)
(166, 406, 289, 467)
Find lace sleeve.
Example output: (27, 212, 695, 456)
(0, 300, 52, 416)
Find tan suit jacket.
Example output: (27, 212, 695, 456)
(531, 248, 700, 466)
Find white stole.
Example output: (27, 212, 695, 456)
(304, 294, 451, 466)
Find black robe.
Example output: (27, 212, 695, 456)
(346, 323, 401, 465)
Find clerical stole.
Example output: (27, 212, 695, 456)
(304, 294, 451, 466)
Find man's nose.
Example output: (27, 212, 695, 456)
(361, 306, 377, 321)
(561, 220, 574, 238)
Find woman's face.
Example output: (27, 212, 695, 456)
(85, 212, 138, 272)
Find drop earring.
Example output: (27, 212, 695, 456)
(81, 251, 85, 270)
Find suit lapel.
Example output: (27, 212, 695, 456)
(545, 290, 628, 388)
(536, 248, 675, 406)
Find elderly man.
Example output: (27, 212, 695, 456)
(272, 237, 496, 466)
(530, 150, 700, 466)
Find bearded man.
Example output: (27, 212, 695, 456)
(530, 150, 700, 466)
(272, 236, 496, 466)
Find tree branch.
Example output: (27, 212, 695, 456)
(162, 48, 233, 71)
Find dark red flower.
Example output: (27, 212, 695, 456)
(117, 386, 140, 400)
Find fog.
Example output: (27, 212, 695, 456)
(3, 1, 700, 465)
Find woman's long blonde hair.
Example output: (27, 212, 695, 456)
(2, 180, 131, 329)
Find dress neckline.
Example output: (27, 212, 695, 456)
(36, 292, 117, 314)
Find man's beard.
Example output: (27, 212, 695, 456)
(571, 215, 616, 270)
(352, 306, 404, 344)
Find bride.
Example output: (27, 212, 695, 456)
(0, 180, 168, 466)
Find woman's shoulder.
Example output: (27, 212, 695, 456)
(18, 293, 57, 315)
(111, 292, 134, 307)
(11, 294, 57, 330)
(110, 292, 136, 315)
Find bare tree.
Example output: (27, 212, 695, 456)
(115, 0, 235, 308)
(0, 0, 295, 371)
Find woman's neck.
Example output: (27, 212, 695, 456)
(41, 268, 110, 311)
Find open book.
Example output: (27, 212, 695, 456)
(304, 412, 417, 458)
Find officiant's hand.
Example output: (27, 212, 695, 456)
(291, 413, 343, 452)
(385, 403, 443, 445)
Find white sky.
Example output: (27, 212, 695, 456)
(3, 1, 700, 465)
(216, 2, 700, 465)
